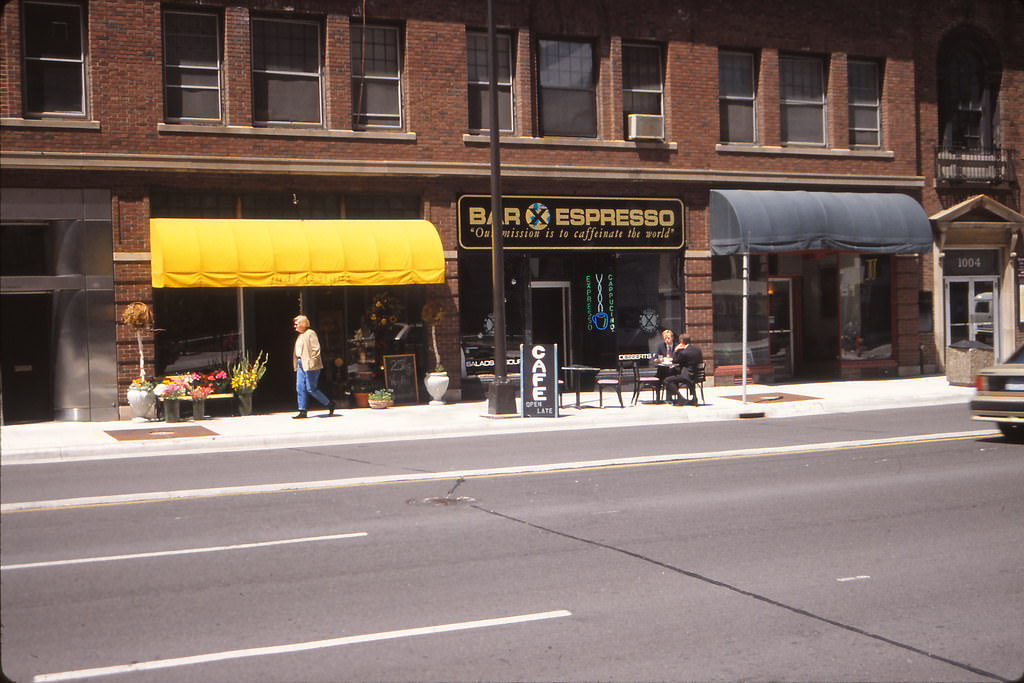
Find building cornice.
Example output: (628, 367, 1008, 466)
(0, 150, 926, 188)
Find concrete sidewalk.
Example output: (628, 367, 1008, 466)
(0, 376, 975, 465)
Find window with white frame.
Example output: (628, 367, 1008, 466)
(351, 24, 402, 129)
(251, 17, 322, 125)
(22, 1, 86, 116)
(466, 30, 513, 133)
(163, 10, 221, 122)
(537, 39, 596, 137)
(718, 50, 756, 143)
(622, 43, 664, 136)
(779, 55, 826, 144)
(848, 59, 880, 147)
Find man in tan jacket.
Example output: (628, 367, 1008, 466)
(292, 315, 335, 418)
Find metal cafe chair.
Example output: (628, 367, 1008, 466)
(596, 362, 625, 408)
(688, 361, 707, 405)
(631, 359, 662, 405)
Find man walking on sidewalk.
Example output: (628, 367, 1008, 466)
(292, 315, 335, 419)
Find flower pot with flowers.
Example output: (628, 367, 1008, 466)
(154, 376, 190, 423)
(202, 369, 230, 394)
(368, 388, 394, 409)
(122, 302, 156, 420)
(367, 291, 403, 360)
(230, 351, 268, 416)
(127, 377, 156, 420)
(188, 372, 215, 419)
(421, 301, 449, 405)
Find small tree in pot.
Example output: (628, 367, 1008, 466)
(121, 302, 156, 419)
(421, 301, 449, 404)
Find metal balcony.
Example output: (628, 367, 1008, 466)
(934, 146, 1017, 186)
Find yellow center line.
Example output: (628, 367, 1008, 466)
(1, 432, 987, 514)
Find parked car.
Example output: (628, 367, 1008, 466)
(969, 345, 1024, 442)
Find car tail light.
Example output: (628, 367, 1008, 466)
(975, 375, 989, 391)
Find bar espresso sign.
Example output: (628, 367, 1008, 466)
(458, 195, 684, 250)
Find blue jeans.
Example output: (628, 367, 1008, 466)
(296, 359, 330, 411)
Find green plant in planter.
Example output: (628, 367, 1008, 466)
(368, 388, 393, 402)
(350, 379, 376, 395)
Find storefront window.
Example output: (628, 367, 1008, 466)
(154, 288, 239, 375)
(839, 254, 892, 360)
(458, 252, 525, 377)
(711, 255, 769, 366)
(150, 189, 427, 400)
(458, 251, 678, 379)
(615, 253, 680, 357)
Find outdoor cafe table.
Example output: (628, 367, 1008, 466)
(560, 364, 600, 408)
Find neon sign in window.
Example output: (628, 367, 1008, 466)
(585, 273, 615, 332)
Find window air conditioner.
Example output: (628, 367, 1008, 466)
(627, 114, 664, 141)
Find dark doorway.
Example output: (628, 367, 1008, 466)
(529, 283, 570, 363)
(245, 288, 302, 412)
(1, 293, 53, 423)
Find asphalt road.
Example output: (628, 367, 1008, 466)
(2, 405, 1022, 683)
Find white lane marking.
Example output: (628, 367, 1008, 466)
(33, 609, 572, 682)
(2, 430, 990, 513)
(836, 575, 871, 582)
(1, 532, 367, 571)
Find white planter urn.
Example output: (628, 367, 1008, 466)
(424, 371, 449, 405)
(127, 388, 157, 421)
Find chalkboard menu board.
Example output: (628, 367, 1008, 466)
(383, 354, 419, 405)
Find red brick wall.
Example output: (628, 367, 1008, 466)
(3, 0, 1023, 402)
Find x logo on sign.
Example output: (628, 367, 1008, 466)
(639, 308, 659, 333)
(526, 203, 550, 229)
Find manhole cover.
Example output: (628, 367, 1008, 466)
(407, 496, 478, 506)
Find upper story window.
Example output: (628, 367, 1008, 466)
(847, 59, 880, 147)
(251, 16, 322, 126)
(351, 23, 402, 130)
(163, 10, 221, 122)
(718, 50, 756, 143)
(938, 27, 1001, 151)
(622, 43, 664, 139)
(466, 30, 513, 133)
(779, 55, 826, 145)
(537, 38, 596, 137)
(22, 1, 86, 116)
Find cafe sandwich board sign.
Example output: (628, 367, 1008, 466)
(458, 195, 684, 251)
(521, 344, 559, 418)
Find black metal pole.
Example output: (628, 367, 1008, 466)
(486, 0, 516, 414)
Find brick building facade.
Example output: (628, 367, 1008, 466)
(1, 0, 1021, 422)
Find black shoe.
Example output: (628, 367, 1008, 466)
(326, 400, 336, 416)
(292, 411, 307, 419)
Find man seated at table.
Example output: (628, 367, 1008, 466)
(664, 335, 703, 406)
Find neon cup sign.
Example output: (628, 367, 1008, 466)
(585, 273, 615, 332)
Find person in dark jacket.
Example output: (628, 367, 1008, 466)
(664, 335, 703, 406)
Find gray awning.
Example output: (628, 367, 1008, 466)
(709, 190, 934, 255)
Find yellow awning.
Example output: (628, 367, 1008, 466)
(150, 219, 445, 288)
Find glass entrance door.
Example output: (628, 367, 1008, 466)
(768, 278, 794, 381)
(945, 277, 998, 357)
(529, 281, 571, 365)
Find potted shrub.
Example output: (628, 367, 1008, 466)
(368, 388, 394, 409)
(350, 378, 375, 408)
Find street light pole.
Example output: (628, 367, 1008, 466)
(486, 0, 516, 414)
